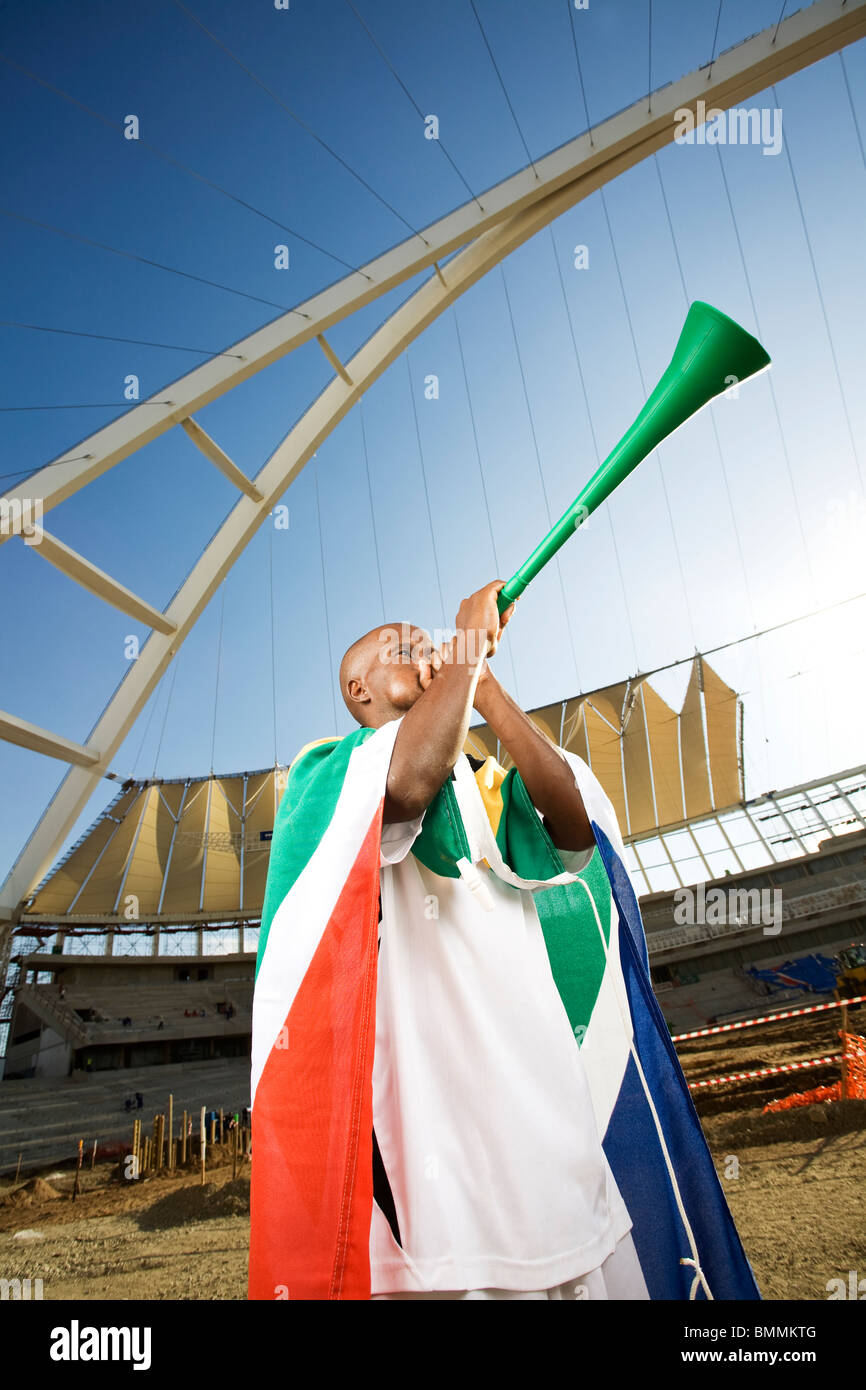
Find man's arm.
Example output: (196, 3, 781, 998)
(473, 668, 595, 852)
(383, 583, 512, 824)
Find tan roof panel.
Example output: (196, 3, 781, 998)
(23, 658, 741, 921)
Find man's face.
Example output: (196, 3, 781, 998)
(364, 624, 437, 721)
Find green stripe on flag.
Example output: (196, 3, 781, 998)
(256, 726, 374, 979)
(494, 767, 611, 1043)
(533, 855, 611, 1043)
(410, 778, 473, 878)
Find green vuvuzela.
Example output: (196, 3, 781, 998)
(497, 301, 770, 614)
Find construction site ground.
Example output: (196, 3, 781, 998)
(1, 1002, 864, 1302)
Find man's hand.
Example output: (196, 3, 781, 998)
(418, 645, 443, 691)
(452, 581, 516, 667)
(418, 583, 515, 695)
(383, 581, 514, 824)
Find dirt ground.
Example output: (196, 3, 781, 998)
(1, 1007, 864, 1301)
(0, 1154, 250, 1300)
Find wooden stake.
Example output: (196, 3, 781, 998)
(200, 1105, 206, 1186)
(167, 1094, 174, 1170)
(72, 1139, 83, 1201)
(231, 1123, 238, 1180)
(840, 994, 850, 1100)
(156, 1114, 166, 1171)
(209, 1116, 216, 1147)
(219, 1107, 224, 1144)
(132, 1118, 141, 1179)
(14, 1153, 22, 1184)
(90, 1139, 98, 1170)
(181, 1110, 188, 1166)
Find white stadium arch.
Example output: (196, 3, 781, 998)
(1, 0, 864, 928)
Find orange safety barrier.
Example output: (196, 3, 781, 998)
(763, 1032, 866, 1112)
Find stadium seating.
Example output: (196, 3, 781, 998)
(0, 1056, 250, 1176)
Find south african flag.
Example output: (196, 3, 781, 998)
(249, 716, 759, 1301)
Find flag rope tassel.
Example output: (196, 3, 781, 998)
(576, 878, 714, 1301)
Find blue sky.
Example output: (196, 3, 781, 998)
(1, 0, 865, 893)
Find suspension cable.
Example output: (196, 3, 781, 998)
(268, 522, 278, 766)
(597, 185, 698, 649)
(839, 51, 866, 173)
(499, 261, 583, 691)
(130, 680, 163, 780)
(451, 303, 522, 706)
(404, 351, 447, 631)
(209, 586, 226, 774)
(151, 648, 182, 780)
(564, 0, 594, 146)
(468, 0, 539, 178)
(0, 319, 245, 358)
(653, 151, 769, 780)
(546, 224, 641, 673)
(169, 0, 430, 247)
(647, 0, 653, 114)
(314, 457, 339, 734)
(714, 145, 816, 594)
(358, 398, 387, 624)
(0, 207, 298, 313)
(344, 0, 484, 211)
(0, 52, 372, 280)
(707, 1, 724, 81)
(771, 82, 865, 500)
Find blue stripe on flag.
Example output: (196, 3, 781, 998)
(593, 824, 761, 1301)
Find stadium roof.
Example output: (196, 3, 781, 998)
(22, 655, 740, 924)
(466, 655, 741, 839)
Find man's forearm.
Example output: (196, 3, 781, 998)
(474, 672, 594, 851)
(384, 651, 482, 822)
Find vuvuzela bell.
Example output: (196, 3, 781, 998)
(497, 300, 771, 614)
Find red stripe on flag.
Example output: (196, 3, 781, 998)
(248, 803, 383, 1300)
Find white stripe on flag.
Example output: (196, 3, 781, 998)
(559, 751, 637, 1137)
(580, 901, 632, 1136)
(251, 718, 401, 1105)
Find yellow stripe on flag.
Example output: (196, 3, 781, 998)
(474, 755, 507, 838)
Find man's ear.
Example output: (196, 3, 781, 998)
(346, 677, 370, 708)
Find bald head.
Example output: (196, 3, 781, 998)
(339, 622, 435, 727)
(338, 625, 389, 722)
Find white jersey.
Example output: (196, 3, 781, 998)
(369, 753, 633, 1295)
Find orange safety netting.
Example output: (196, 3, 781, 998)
(763, 1032, 866, 1113)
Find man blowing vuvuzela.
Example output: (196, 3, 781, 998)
(248, 581, 760, 1301)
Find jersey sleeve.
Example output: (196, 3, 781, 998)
(379, 812, 425, 867)
(550, 842, 595, 875)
